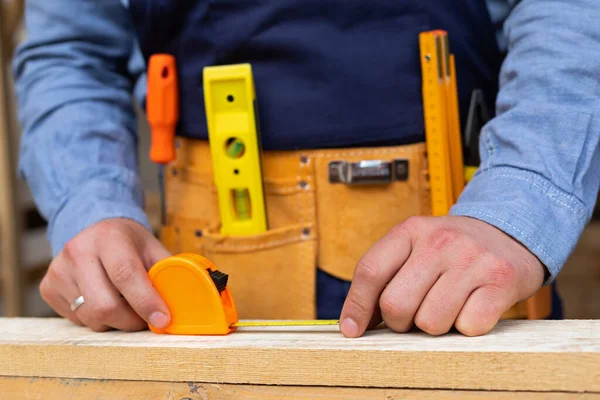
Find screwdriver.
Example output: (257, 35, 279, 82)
(146, 54, 179, 226)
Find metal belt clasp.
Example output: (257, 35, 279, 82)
(329, 159, 409, 185)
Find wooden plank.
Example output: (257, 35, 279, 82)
(0, 318, 599, 393)
(0, 2, 23, 317)
(1, 377, 599, 400)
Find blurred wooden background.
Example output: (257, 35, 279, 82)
(556, 220, 600, 318)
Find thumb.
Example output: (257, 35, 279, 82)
(137, 234, 173, 328)
(100, 231, 172, 329)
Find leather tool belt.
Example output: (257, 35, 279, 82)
(159, 137, 551, 321)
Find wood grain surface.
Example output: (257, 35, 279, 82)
(2, 377, 600, 400)
(1, 318, 599, 393)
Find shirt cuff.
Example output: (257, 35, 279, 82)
(48, 179, 151, 256)
(449, 166, 589, 284)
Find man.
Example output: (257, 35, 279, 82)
(13, 0, 599, 337)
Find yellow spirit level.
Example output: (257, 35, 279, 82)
(203, 64, 268, 235)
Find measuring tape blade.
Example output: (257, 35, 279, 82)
(232, 320, 340, 328)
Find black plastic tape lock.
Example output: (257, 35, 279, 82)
(208, 269, 229, 293)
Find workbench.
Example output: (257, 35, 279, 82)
(1, 318, 598, 399)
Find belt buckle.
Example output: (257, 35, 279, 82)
(328, 159, 409, 185)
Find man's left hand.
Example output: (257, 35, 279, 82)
(339, 215, 545, 337)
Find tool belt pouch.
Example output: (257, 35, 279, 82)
(160, 139, 430, 320)
(160, 139, 320, 319)
(312, 144, 431, 281)
(159, 138, 548, 320)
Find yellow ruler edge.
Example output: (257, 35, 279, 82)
(419, 31, 453, 216)
(445, 45, 466, 203)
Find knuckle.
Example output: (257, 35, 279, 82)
(39, 275, 53, 302)
(93, 220, 129, 248)
(455, 240, 485, 266)
(392, 216, 423, 237)
(129, 292, 154, 314)
(414, 313, 447, 336)
(488, 258, 516, 287)
(88, 323, 110, 333)
(455, 292, 505, 337)
(354, 259, 380, 283)
(47, 263, 67, 284)
(455, 318, 493, 337)
(479, 288, 506, 317)
(447, 260, 471, 276)
(122, 319, 148, 332)
(479, 298, 503, 319)
(379, 294, 410, 322)
(68, 317, 85, 327)
(93, 220, 114, 237)
(345, 293, 371, 317)
(403, 215, 423, 230)
(427, 227, 460, 251)
(455, 322, 483, 337)
(92, 300, 121, 322)
(62, 239, 84, 262)
(111, 261, 138, 288)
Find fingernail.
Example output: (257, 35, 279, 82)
(149, 312, 169, 328)
(340, 318, 360, 338)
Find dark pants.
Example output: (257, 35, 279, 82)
(316, 268, 564, 320)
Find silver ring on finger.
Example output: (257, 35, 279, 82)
(70, 295, 85, 312)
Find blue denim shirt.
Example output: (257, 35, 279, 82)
(13, 0, 600, 284)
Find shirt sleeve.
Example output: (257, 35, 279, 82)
(13, 0, 150, 256)
(450, 0, 600, 283)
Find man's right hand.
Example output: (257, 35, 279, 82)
(40, 218, 172, 332)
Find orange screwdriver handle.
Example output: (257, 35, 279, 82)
(147, 54, 179, 164)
